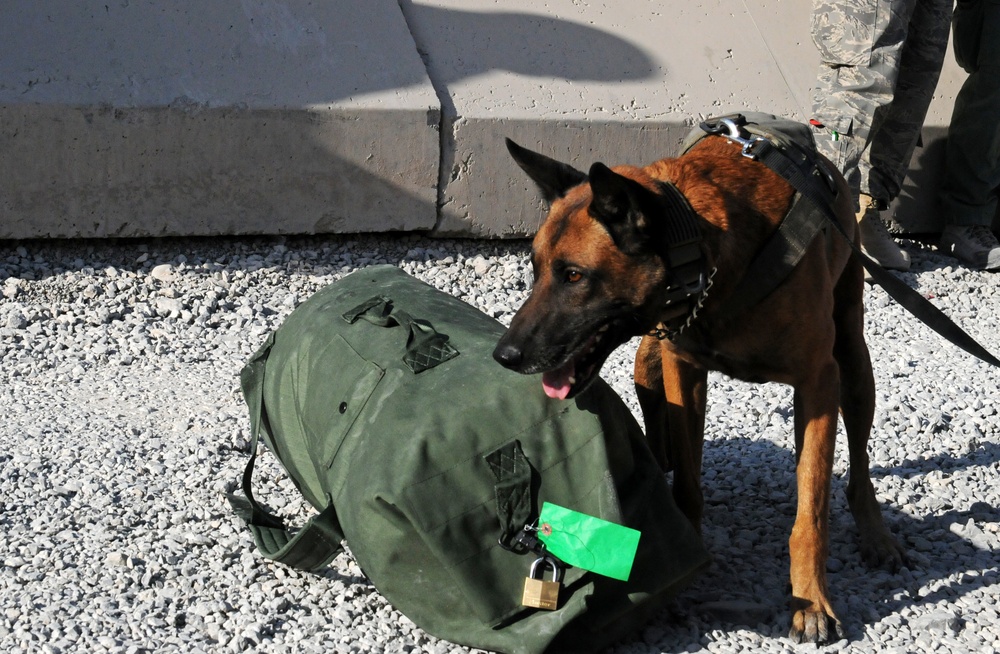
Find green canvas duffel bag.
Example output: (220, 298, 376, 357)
(229, 265, 709, 654)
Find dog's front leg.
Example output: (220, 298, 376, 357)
(788, 360, 844, 644)
(658, 342, 708, 533)
(635, 336, 671, 472)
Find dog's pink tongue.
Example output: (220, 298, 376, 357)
(542, 361, 575, 400)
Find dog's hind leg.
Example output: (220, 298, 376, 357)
(635, 337, 708, 532)
(833, 262, 908, 570)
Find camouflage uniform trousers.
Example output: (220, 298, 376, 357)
(810, 0, 953, 209)
(940, 0, 1000, 228)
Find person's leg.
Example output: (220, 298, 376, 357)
(863, 0, 952, 204)
(811, 0, 911, 202)
(940, 67, 1000, 226)
(939, 1, 1000, 269)
(811, 0, 922, 270)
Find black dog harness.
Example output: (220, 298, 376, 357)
(694, 112, 1000, 368)
(648, 112, 829, 341)
(694, 114, 839, 318)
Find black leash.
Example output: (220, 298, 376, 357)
(704, 115, 1000, 369)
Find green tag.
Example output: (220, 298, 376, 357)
(536, 502, 640, 582)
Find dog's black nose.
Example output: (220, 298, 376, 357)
(492, 342, 523, 369)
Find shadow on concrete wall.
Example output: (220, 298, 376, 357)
(302, 0, 657, 237)
(0, 2, 656, 239)
(234, 1, 656, 105)
(306, 3, 655, 237)
(396, 1, 656, 115)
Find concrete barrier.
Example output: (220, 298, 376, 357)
(0, 0, 978, 239)
(0, 0, 440, 239)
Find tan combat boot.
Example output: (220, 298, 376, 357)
(857, 193, 911, 272)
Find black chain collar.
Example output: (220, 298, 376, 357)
(648, 266, 716, 341)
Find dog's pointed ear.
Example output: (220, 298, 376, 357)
(506, 138, 588, 202)
(588, 162, 658, 253)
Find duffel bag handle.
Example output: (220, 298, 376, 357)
(228, 448, 344, 570)
(342, 295, 459, 373)
(228, 344, 345, 571)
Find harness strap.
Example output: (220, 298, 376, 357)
(715, 191, 827, 319)
(693, 115, 837, 319)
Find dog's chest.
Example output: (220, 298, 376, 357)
(673, 339, 776, 385)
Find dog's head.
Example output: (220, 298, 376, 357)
(494, 139, 693, 400)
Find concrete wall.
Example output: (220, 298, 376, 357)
(0, 0, 977, 239)
(0, 1, 440, 239)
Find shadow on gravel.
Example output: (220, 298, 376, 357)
(0, 234, 534, 284)
(869, 439, 1000, 478)
(655, 435, 1000, 647)
(0, 235, 297, 281)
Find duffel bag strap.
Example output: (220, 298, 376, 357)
(228, 447, 344, 571)
(485, 440, 534, 549)
(228, 347, 345, 571)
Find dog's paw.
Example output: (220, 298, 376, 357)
(788, 599, 844, 645)
(859, 531, 910, 572)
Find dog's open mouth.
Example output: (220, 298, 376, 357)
(541, 323, 619, 400)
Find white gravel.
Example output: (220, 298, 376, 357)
(1, 234, 999, 654)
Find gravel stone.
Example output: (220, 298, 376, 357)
(1, 234, 998, 653)
(5, 308, 28, 330)
(150, 264, 176, 283)
(697, 600, 776, 626)
(910, 611, 963, 635)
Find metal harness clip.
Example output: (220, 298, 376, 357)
(717, 117, 767, 160)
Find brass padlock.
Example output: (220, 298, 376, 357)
(521, 555, 562, 610)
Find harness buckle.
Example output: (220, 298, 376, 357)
(716, 117, 767, 160)
(662, 268, 706, 307)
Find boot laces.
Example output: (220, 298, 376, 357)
(863, 207, 893, 236)
(966, 225, 1000, 249)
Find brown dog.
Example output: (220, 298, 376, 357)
(493, 133, 907, 644)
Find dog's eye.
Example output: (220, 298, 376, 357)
(565, 270, 583, 283)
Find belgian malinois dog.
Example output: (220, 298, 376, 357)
(493, 133, 906, 644)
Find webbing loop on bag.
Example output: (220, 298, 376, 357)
(344, 295, 459, 373)
(227, 444, 346, 570)
(485, 441, 534, 550)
